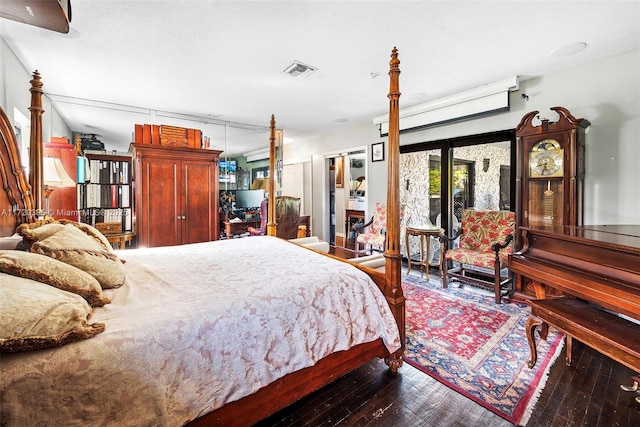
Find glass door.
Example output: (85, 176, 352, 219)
(400, 130, 515, 263)
(451, 141, 511, 214)
(400, 148, 441, 263)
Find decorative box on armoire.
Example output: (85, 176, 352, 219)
(131, 143, 223, 248)
(514, 106, 590, 298)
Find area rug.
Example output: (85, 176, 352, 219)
(402, 273, 564, 426)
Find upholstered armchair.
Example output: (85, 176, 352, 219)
(440, 209, 516, 303)
(354, 203, 387, 257)
(248, 196, 301, 239)
(274, 196, 301, 239)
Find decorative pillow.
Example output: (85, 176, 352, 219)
(19, 221, 126, 289)
(17, 219, 114, 253)
(58, 219, 114, 253)
(0, 250, 110, 307)
(0, 233, 22, 250)
(16, 218, 65, 245)
(0, 273, 105, 353)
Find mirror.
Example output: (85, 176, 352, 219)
(327, 150, 367, 248)
(348, 151, 366, 198)
(347, 151, 366, 218)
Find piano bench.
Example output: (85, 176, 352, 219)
(525, 297, 640, 373)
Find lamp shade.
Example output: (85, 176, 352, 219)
(43, 157, 76, 188)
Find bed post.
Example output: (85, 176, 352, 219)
(28, 70, 44, 216)
(383, 47, 405, 371)
(267, 114, 277, 236)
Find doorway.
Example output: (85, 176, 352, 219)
(326, 150, 366, 248)
(400, 129, 516, 260)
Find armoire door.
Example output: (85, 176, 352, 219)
(132, 143, 221, 248)
(181, 160, 218, 244)
(140, 157, 180, 247)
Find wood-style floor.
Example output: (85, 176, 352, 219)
(256, 340, 640, 426)
(255, 244, 640, 427)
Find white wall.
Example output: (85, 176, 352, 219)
(285, 50, 640, 238)
(4, 33, 638, 235)
(281, 163, 304, 211)
(287, 122, 384, 242)
(1, 37, 73, 147)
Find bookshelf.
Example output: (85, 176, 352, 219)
(79, 152, 133, 236)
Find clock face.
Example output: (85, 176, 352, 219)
(530, 139, 564, 178)
(530, 150, 563, 177)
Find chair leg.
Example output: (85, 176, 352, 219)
(494, 260, 501, 304)
(441, 258, 448, 288)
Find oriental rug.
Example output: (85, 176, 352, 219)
(402, 273, 564, 426)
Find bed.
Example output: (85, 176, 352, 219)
(0, 49, 405, 426)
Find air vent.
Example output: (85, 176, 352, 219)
(283, 60, 317, 78)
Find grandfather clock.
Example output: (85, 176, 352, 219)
(515, 106, 590, 246)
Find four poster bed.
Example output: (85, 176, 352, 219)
(0, 49, 405, 426)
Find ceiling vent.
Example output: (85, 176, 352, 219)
(283, 60, 317, 78)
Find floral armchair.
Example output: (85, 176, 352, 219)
(440, 209, 516, 303)
(354, 203, 386, 257)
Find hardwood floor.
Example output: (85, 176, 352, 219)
(256, 330, 639, 427)
(328, 245, 358, 259)
(256, 247, 640, 426)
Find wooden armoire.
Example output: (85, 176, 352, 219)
(131, 143, 223, 247)
(44, 141, 78, 221)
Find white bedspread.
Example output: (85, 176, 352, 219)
(1, 236, 401, 426)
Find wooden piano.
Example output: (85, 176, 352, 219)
(508, 225, 640, 401)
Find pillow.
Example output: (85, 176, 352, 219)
(58, 219, 115, 253)
(0, 273, 105, 353)
(17, 219, 114, 253)
(0, 250, 110, 307)
(32, 224, 125, 289)
(16, 218, 65, 245)
(0, 234, 23, 250)
(19, 221, 126, 289)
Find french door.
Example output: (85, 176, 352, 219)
(400, 130, 516, 251)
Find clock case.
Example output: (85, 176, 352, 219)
(515, 106, 590, 247)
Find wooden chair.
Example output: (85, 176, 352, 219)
(354, 203, 386, 257)
(440, 209, 516, 303)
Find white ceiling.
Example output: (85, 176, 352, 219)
(1, 1, 639, 157)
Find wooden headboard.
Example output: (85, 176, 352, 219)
(0, 107, 34, 236)
(0, 70, 46, 237)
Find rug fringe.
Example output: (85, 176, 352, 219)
(518, 332, 566, 426)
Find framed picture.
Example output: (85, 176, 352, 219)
(371, 142, 385, 162)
